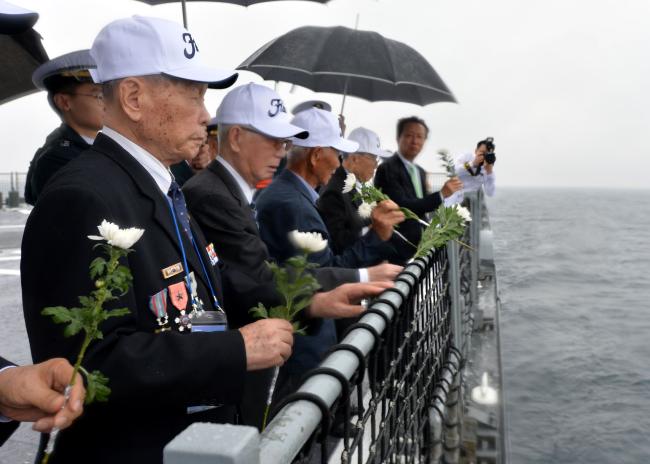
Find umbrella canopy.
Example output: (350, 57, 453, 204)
(136, 0, 328, 5)
(0, 1, 48, 105)
(238, 25, 457, 111)
(134, 0, 330, 27)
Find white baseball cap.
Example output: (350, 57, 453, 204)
(291, 108, 359, 153)
(89, 15, 238, 89)
(347, 127, 392, 158)
(216, 83, 308, 139)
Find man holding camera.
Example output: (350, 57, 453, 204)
(454, 137, 497, 197)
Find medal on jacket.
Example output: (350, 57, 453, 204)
(148, 288, 171, 332)
(169, 281, 192, 332)
(187, 271, 205, 318)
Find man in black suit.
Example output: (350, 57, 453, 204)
(183, 83, 390, 426)
(184, 83, 359, 293)
(21, 16, 294, 463)
(25, 49, 103, 205)
(0, 357, 85, 445)
(374, 116, 463, 258)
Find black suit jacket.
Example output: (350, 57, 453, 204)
(374, 154, 443, 253)
(317, 166, 370, 255)
(25, 123, 91, 205)
(183, 160, 358, 299)
(182, 160, 357, 427)
(21, 134, 247, 463)
(0, 356, 19, 446)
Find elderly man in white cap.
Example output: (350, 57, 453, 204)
(184, 83, 366, 293)
(20, 16, 290, 463)
(255, 109, 404, 391)
(318, 126, 401, 256)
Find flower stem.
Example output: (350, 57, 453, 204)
(41, 248, 118, 464)
(393, 230, 417, 249)
(262, 366, 280, 431)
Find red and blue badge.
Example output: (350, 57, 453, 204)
(206, 243, 219, 266)
(148, 288, 170, 331)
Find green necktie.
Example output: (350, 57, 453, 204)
(408, 163, 423, 198)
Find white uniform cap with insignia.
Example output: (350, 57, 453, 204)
(290, 108, 359, 153)
(89, 15, 237, 89)
(347, 127, 392, 158)
(291, 100, 332, 115)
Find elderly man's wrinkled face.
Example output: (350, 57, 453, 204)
(237, 127, 291, 185)
(312, 146, 340, 187)
(139, 78, 210, 165)
(397, 122, 427, 161)
(348, 152, 379, 183)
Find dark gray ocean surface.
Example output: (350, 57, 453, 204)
(487, 188, 650, 464)
(1, 190, 649, 463)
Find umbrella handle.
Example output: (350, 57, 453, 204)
(340, 76, 349, 115)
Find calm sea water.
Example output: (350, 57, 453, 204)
(487, 188, 650, 464)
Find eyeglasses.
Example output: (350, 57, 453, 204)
(240, 126, 292, 151)
(65, 92, 104, 104)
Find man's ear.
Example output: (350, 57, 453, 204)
(52, 93, 71, 113)
(118, 78, 147, 122)
(228, 126, 243, 153)
(310, 147, 323, 166)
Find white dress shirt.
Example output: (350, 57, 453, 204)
(454, 152, 496, 196)
(101, 126, 172, 196)
(217, 157, 255, 205)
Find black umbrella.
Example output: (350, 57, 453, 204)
(0, 2, 48, 105)
(134, 0, 330, 27)
(238, 25, 456, 113)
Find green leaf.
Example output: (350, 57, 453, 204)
(292, 321, 306, 336)
(83, 369, 111, 404)
(63, 319, 84, 337)
(104, 308, 131, 320)
(269, 306, 290, 320)
(42, 306, 74, 323)
(249, 303, 269, 320)
(89, 257, 107, 280)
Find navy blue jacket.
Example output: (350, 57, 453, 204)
(256, 169, 389, 268)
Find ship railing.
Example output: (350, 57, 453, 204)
(164, 193, 487, 464)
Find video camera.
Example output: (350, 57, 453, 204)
(482, 137, 496, 165)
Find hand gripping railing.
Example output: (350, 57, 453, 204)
(164, 229, 477, 464)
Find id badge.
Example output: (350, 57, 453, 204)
(190, 310, 228, 332)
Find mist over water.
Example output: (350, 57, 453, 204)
(487, 188, 650, 463)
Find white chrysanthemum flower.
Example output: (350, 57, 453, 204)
(288, 230, 328, 254)
(455, 205, 472, 223)
(358, 201, 376, 219)
(342, 172, 357, 194)
(88, 220, 145, 250)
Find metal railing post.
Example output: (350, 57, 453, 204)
(468, 192, 481, 328)
(447, 240, 463, 354)
(164, 423, 260, 464)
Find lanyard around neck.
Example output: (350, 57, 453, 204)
(166, 198, 223, 311)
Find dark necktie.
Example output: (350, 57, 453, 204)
(167, 180, 193, 240)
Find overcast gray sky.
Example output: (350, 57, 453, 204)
(1, 0, 648, 189)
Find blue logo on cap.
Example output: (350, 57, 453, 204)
(182, 33, 199, 59)
(268, 99, 285, 117)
